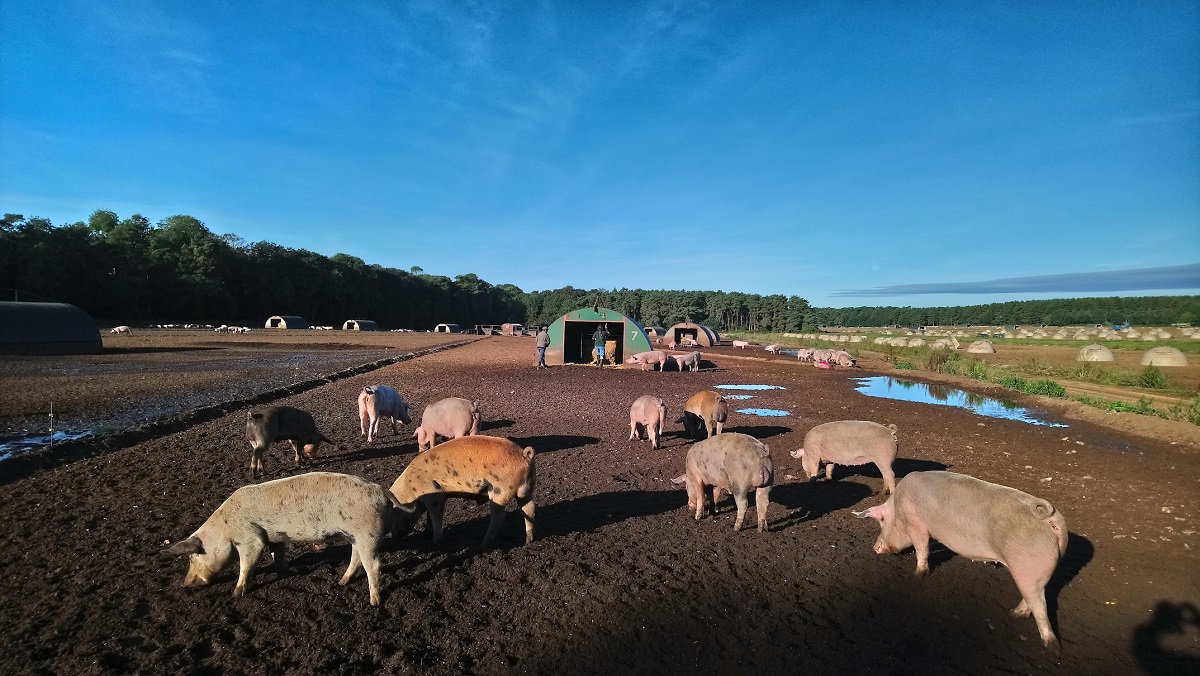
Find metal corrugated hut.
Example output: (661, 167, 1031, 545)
(544, 306, 653, 366)
(644, 326, 668, 339)
(1077, 343, 1115, 362)
(0, 301, 102, 355)
(342, 319, 379, 331)
(265, 315, 310, 329)
(666, 322, 721, 347)
(1141, 346, 1188, 367)
(434, 323, 462, 333)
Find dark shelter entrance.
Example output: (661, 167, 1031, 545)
(563, 321, 624, 364)
(672, 327, 699, 343)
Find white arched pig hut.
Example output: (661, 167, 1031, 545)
(1077, 344, 1115, 362)
(265, 315, 310, 329)
(666, 322, 721, 347)
(434, 323, 462, 333)
(0, 301, 102, 355)
(342, 319, 379, 331)
(966, 340, 996, 354)
(1140, 346, 1188, 367)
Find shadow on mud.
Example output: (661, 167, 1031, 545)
(1133, 600, 1200, 675)
(727, 424, 792, 439)
(482, 419, 515, 431)
(770, 480, 875, 529)
(832, 458, 950, 483)
(509, 434, 601, 453)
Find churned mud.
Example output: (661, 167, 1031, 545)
(0, 335, 1196, 674)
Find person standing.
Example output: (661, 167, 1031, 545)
(592, 324, 610, 368)
(535, 326, 550, 368)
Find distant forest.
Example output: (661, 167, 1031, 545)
(3, 211, 1197, 330)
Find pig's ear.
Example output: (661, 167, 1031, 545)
(164, 536, 204, 556)
(852, 506, 884, 521)
(522, 446, 535, 460)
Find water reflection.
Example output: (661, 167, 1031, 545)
(854, 376, 1067, 428)
(737, 408, 790, 417)
(0, 431, 92, 461)
(716, 384, 786, 391)
(724, 394, 756, 400)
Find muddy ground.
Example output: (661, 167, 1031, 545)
(0, 335, 1197, 675)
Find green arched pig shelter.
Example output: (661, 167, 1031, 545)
(544, 306, 653, 366)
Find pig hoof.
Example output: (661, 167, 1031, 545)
(914, 566, 929, 577)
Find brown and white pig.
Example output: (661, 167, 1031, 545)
(678, 390, 729, 439)
(245, 406, 332, 479)
(624, 350, 669, 372)
(389, 435, 535, 546)
(357, 385, 412, 444)
(672, 351, 701, 372)
(853, 471, 1069, 651)
(629, 395, 667, 449)
(791, 420, 898, 494)
(415, 397, 481, 452)
(670, 432, 773, 532)
(163, 472, 394, 606)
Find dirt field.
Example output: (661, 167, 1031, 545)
(0, 335, 1197, 674)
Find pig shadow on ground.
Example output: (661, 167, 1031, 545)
(769, 480, 874, 530)
(508, 434, 601, 454)
(1132, 600, 1200, 676)
(481, 418, 514, 432)
(313, 442, 414, 465)
(102, 346, 223, 354)
(1047, 532, 1094, 636)
(727, 424, 792, 440)
(536, 489, 685, 538)
(831, 458, 949, 483)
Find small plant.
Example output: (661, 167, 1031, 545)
(895, 361, 917, 370)
(1025, 380, 1068, 398)
(1137, 366, 1171, 390)
(924, 350, 953, 372)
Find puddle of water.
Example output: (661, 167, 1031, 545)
(724, 394, 756, 400)
(737, 408, 790, 417)
(716, 384, 786, 390)
(0, 431, 93, 461)
(854, 377, 1067, 428)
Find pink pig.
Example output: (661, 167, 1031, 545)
(854, 471, 1068, 651)
(628, 395, 667, 449)
(624, 350, 669, 372)
(791, 420, 898, 494)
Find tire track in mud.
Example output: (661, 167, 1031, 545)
(0, 340, 473, 485)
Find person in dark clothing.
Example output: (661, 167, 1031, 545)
(592, 324, 610, 368)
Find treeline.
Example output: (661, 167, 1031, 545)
(3, 210, 1196, 330)
(816, 296, 1200, 328)
(0, 212, 524, 328)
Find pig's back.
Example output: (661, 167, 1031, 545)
(806, 420, 894, 463)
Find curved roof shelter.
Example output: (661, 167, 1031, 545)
(643, 326, 668, 338)
(966, 340, 996, 354)
(0, 302, 102, 355)
(545, 306, 653, 366)
(1077, 343, 1115, 362)
(1141, 346, 1188, 367)
(434, 323, 462, 333)
(342, 319, 379, 331)
(667, 322, 721, 347)
(265, 315, 309, 329)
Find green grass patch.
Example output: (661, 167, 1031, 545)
(895, 361, 917, 370)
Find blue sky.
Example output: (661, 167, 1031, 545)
(2, 1, 1197, 307)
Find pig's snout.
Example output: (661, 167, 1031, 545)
(789, 448, 805, 459)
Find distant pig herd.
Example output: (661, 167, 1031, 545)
(165, 346, 1069, 652)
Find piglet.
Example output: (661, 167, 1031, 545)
(390, 435, 536, 546)
(245, 406, 331, 479)
(854, 471, 1068, 651)
(671, 432, 773, 532)
(357, 385, 411, 443)
(791, 420, 898, 494)
(164, 472, 394, 606)
(629, 395, 667, 449)
(416, 397, 481, 452)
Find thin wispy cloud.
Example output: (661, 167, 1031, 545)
(833, 265, 1200, 297)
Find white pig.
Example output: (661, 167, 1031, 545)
(791, 420, 898, 494)
(629, 395, 667, 449)
(731, 340, 750, 349)
(357, 385, 412, 443)
(416, 397, 482, 452)
(164, 472, 394, 606)
(671, 432, 773, 532)
(854, 471, 1069, 651)
(625, 350, 669, 372)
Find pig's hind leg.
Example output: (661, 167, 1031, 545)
(731, 489, 749, 531)
(908, 519, 932, 576)
(1009, 557, 1060, 650)
(269, 543, 288, 577)
(517, 495, 535, 545)
(481, 501, 508, 547)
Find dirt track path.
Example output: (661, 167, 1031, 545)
(0, 338, 1196, 674)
